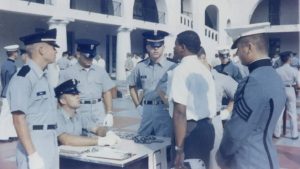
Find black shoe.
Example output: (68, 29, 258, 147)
(273, 135, 280, 139)
(291, 136, 299, 140)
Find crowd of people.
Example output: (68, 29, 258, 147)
(0, 21, 299, 169)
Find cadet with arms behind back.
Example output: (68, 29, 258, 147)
(59, 39, 115, 130)
(127, 30, 176, 137)
(274, 51, 300, 140)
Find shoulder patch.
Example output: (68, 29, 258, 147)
(234, 96, 253, 121)
(138, 59, 147, 64)
(166, 57, 179, 63)
(233, 77, 252, 121)
(17, 65, 30, 77)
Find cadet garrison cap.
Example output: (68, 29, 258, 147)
(19, 29, 59, 48)
(225, 22, 270, 49)
(4, 44, 19, 52)
(76, 39, 99, 59)
(142, 30, 169, 48)
(55, 79, 80, 98)
(279, 51, 297, 60)
(217, 46, 230, 58)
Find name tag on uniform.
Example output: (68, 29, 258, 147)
(37, 91, 46, 96)
(141, 75, 147, 79)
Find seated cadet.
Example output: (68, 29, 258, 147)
(55, 79, 120, 146)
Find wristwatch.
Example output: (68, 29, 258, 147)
(175, 146, 183, 153)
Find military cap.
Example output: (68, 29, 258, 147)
(142, 30, 169, 48)
(76, 39, 99, 59)
(19, 29, 59, 48)
(4, 44, 19, 52)
(225, 22, 270, 49)
(19, 49, 26, 55)
(54, 79, 80, 98)
(217, 46, 230, 58)
(279, 51, 297, 60)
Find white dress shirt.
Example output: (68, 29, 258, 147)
(169, 55, 216, 120)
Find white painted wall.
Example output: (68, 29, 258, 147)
(280, 0, 299, 25)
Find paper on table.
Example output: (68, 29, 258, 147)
(59, 145, 94, 156)
(86, 147, 133, 161)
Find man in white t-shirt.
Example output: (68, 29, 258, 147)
(170, 30, 216, 169)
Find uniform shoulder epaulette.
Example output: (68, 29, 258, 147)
(138, 59, 147, 63)
(166, 57, 179, 63)
(219, 71, 228, 76)
(17, 65, 30, 77)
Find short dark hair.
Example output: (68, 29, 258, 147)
(176, 30, 201, 54)
(198, 46, 206, 56)
(239, 34, 268, 54)
(280, 54, 291, 63)
(6, 51, 16, 57)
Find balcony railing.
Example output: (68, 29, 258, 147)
(180, 14, 193, 28)
(182, 11, 192, 17)
(205, 26, 218, 42)
(112, 1, 122, 17)
(21, 0, 53, 5)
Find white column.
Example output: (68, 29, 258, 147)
(47, 17, 72, 87)
(116, 27, 132, 80)
(163, 34, 176, 55)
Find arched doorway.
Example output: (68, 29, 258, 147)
(205, 5, 219, 31)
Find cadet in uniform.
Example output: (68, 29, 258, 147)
(127, 30, 176, 137)
(7, 29, 59, 169)
(171, 30, 216, 168)
(125, 53, 134, 78)
(214, 48, 242, 82)
(198, 46, 238, 169)
(59, 39, 115, 129)
(55, 79, 120, 146)
(0, 44, 19, 140)
(217, 22, 286, 169)
(57, 51, 71, 70)
(274, 51, 300, 140)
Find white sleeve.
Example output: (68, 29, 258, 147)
(170, 68, 188, 106)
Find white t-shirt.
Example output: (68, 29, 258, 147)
(169, 55, 216, 120)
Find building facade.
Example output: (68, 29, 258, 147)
(0, 0, 299, 84)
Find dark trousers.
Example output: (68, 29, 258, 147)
(171, 118, 215, 168)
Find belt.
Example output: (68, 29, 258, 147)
(187, 118, 210, 124)
(285, 85, 293, 87)
(80, 98, 102, 104)
(143, 100, 164, 105)
(32, 124, 57, 130)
